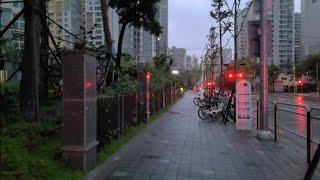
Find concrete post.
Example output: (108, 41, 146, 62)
(257, 0, 272, 140)
(61, 50, 98, 171)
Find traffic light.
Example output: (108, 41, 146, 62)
(228, 73, 234, 79)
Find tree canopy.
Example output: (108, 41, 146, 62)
(110, 0, 162, 69)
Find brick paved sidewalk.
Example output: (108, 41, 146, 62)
(88, 92, 319, 180)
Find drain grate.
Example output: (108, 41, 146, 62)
(142, 155, 161, 160)
(112, 171, 127, 177)
(169, 111, 181, 114)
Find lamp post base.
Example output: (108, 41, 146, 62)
(257, 130, 272, 140)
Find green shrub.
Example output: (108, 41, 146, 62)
(0, 122, 83, 179)
(0, 82, 20, 126)
(40, 101, 62, 123)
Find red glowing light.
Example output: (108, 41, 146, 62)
(146, 72, 151, 80)
(85, 82, 92, 89)
(207, 82, 212, 86)
(228, 73, 234, 78)
(238, 73, 243, 78)
(298, 80, 302, 84)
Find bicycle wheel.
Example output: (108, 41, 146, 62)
(198, 107, 209, 120)
(193, 97, 200, 105)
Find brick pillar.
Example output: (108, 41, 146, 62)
(61, 51, 98, 171)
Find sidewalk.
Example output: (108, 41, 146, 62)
(88, 92, 319, 180)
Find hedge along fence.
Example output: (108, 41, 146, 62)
(97, 89, 183, 149)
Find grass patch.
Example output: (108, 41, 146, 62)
(97, 100, 177, 165)
(0, 122, 84, 180)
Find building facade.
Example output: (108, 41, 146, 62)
(0, 1, 24, 83)
(122, 0, 168, 65)
(48, 0, 83, 49)
(272, 0, 294, 70)
(301, 0, 320, 57)
(156, 0, 168, 55)
(186, 55, 192, 71)
(294, 13, 302, 62)
(237, 7, 249, 59)
(169, 46, 187, 73)
(84, 0, 120, 48)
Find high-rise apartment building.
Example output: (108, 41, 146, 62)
(48, 0, 83, 49)
(122, 0, 168, 65)
(247, 0, 273, 62)
(0, 2, 24, 50)
(84, 0, 120, 48)
(301, 0, 320, 57)
(294, 13, 302, 62)
(186, 55, 192, 71)
(272, 0, 294, 70)
(169, 46, 187, 72)
(0, 2, 24, 83)
(156, 0, 168, 54)
(237, 7, 249, 59)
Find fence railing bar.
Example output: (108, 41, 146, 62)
(277, 108, 307, 116)
(277, 125, 319, 145)
(277, 102, 308, 109)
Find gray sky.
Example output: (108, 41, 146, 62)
(168, 0, 301, 59)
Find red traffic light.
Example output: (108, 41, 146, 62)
(146, 72, 151, 80)
(228, 73, 234, 79)
(238, 73, 243, 78)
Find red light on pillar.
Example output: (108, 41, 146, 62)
(85, 82, 92, 89)
(146, 72, 151, 80)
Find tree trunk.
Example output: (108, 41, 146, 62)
(39, 0, 49, 105)
(20, 0, 41, 122)
(100, 0, 112, 54)
(116, 23, 127, 70)
(98, 0, 113, 93)
(219, 19, 223, 89)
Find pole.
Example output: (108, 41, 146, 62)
(233, 0, 238, 120)
(317, 62, 319, 95)
(257, 0, 272, 140)
(219, 2, 224, 90)
(293, 11, 296, 94)
(146, 72, 151, 122)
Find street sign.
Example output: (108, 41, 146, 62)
(236, 80, 252, 130)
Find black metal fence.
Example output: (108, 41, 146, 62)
(97, 89, 182, 149)
(256, 99, 320, 179)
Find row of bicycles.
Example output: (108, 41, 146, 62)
(193, 87, 235, 122)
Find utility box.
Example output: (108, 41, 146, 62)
(61, 50, 98, 171)
(236, 80, 252, 130)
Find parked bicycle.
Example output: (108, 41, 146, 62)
(194, 85, 234, 122)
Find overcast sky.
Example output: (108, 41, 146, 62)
(168, 0, 301, 59)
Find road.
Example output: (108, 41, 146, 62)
(267, 94, 320, 142)
(250, 93, 320, 160)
